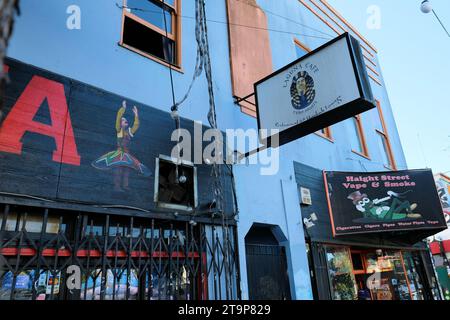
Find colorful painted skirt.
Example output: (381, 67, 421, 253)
(92, 149, 151, 177)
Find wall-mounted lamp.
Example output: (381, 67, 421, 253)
(303, 213, 318, 229)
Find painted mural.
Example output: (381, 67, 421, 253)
(0, 58, 232, 215)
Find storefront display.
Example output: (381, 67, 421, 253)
(325, 246, 358, 300)
(0, 269, 61, 300)
(323, 246, 428, 301)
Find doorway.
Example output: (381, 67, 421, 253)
(245, 225, 291, 300)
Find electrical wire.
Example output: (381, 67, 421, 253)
(241, 0, 334, 38)
(115, 3, 332, 41)
(432, 9, 450, 38)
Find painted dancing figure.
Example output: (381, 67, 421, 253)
(92, 100, 151, 192)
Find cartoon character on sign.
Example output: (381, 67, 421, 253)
(290, 71, 316, 110)
(92, 100, 151, 192)
(347, 190, 422, 221)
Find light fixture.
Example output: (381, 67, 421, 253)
(303, 213, 318, 229)
(303, 218, 315, 229)
(189, 220, 197, 226)
(420, 0, 450, 37)
(178, 175, 187, 184)
(420, 0, 432, 14)
(170, 109, 179, 120)
(173, 212, 179, 218)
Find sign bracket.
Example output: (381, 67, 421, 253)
(233, 92, 256, 106)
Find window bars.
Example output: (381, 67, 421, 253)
(0, 204, 240, 300)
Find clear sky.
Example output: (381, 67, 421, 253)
(328, 0, 450, 174)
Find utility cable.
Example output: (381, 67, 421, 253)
(432, 9, 450, 38)
(115, 3, 332, 41)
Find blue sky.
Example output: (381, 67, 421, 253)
(328, 0, 450, 174)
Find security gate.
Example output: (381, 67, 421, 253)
(0, 203, 240, 300)
(245, 225, 291, 301)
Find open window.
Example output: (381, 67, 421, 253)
(154, 155, 197, 211)
(120, 0, 181, 68)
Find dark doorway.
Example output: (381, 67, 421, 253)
(245, 225, 291, 300)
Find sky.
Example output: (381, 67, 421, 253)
(328, 0, 450, 174)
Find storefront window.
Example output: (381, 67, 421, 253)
(402, 252, 426, 300)
(321, 247, 429, 301)
(0, 211, 62, 234)
(325, 246, 358, 300)
(363, 250, 411, 300)
(0, 269, 62, 300)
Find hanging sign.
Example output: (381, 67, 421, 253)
(324, 169, 448, 236)
(255, 33, 375, 147)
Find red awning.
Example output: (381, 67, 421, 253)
(430, 240, 450, 254)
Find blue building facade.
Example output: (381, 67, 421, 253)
(2, 0, 437, 301)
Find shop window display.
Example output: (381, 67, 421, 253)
(325, 246, 358, 300)
(402, 252, 426, 300)
(0, 270, 62, 300)
(364, 251, 411, 300)
(0, 211, 62, 234)
(79, 266, 192, 300)
(324, 246, 428, 301)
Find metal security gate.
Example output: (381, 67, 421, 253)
(245, 244, 291, 300)
(0, 203, 240, 300)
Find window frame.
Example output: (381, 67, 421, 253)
(350, 114, 370, 159)
(375, 100, 397, 170)
(294, 38, 311, 55)
(154, 155, 198, 212)
(293, 38, 333, 142)
(119, 0, 183, 71)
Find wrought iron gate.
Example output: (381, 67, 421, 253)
(245, 244, 291, 300)
(0, 203, 240, 300)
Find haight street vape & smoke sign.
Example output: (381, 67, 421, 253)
(324, 169, 448, 236)
(255, 33, 375, 147)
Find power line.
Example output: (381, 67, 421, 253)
(248, 1, 334, 38)
(115, 3, 332, 40)
(432, 9, 450, 38)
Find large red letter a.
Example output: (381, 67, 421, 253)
(0, 75, 81, 166)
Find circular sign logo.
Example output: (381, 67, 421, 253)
(290, 71, 316, 110)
